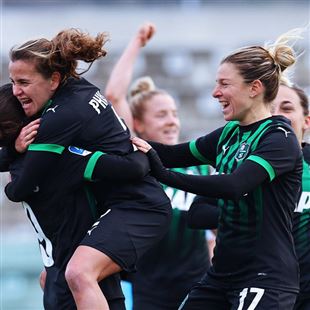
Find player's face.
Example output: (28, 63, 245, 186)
(212, 62, 257, 125)
(272, 85, 309, 144)
(134, 93, 180, 145)
(9, 60, 59, 117)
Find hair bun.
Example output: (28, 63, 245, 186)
(129, 76, 156, 98)
(271, 45, 295, 72)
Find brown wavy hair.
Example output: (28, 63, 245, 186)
(10, 28, 109, 82)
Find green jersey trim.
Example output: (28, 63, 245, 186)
(41, 99, 53, 116)
(84, 185, 98, 219)
(84, 151, 105, 181)
(189, 141, 210, 163)
(28, 143, 65, 154)
(247, 155, 275, 181)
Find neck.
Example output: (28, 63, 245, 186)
(239, 106, 272, 126)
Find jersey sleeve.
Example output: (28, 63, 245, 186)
(4, 146, 151, 202)
(247, 126, 302, 181)
(188, 127, 223, 167)
(84, 150, 150, 181)
(149, 127, 222, 168)
(146, 148, 269, 200)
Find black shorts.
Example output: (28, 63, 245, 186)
(80, 202, 172, 272)
(179, 281, 297, 310)
(44, 266, 125, 310)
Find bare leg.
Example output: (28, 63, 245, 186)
(65, 246, 122, 310)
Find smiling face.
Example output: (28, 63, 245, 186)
(9, 60, 60, 117)
(212, 62, 252, 124)
(212, 62, 270, 125)
(272, 84, 310, 144)
(134, 93, 180, 145)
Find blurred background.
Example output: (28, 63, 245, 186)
(1, 0, 309, 309)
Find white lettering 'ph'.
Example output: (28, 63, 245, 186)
(89, 91, 109, 114)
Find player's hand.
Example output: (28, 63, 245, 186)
(131, 136, 152, 153)
(132, 137, 168, 181)
(15, 118, 40, 153)
(137, 22, 156, 47)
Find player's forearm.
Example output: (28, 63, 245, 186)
(147, 149, 269, 200)
(105, 37, 142, 132)
(90, 150, 150, 181)
(105, 36, 142, 103)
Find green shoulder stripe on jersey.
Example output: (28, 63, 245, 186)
(84, 151, 105, 181)
(217, 121, 239, 146)
(28, 143, 65, 154)
(247, 155, 275, 181)
(189, 141, 209, 163)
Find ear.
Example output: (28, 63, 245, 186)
(303, 115, 310, 131)
(133, 118, 145, 136)
(249, 79, 264, 98)
(50, 72, 61, 90)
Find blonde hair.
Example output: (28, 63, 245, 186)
(10, 28, 109, 82)
(128, 76, 168, 120)
(222, 27, 304, 103)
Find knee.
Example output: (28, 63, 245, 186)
(65, 261, 92, 292)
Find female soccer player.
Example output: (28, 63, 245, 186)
(105, 22, 211, 309)
(5, 28, 171, 309)
(0, 83, 153, 310)
(133, 29, 303, 309)
(272, 82, 310, 310)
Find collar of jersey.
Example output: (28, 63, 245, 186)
(41, 99, 53, 116)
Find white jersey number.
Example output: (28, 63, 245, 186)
(237, 287, 265, 310)
(22, 202, 54, 267)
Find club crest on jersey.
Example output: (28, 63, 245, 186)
(235, 142, 250, 161)
(68, 146, 91, 156)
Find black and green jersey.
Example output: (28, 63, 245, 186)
(206, 117, 301, 292)
(5, 77, 132, 201)
(131, 166, 210, 308)
(5, 77, 169, 212)
(294, 143, 310, 296)
(2, 146, 130, 309)
(151, 116, 302, 293)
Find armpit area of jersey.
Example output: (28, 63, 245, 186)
(147, 148, 269, 200)
(187, 196, 219, 229)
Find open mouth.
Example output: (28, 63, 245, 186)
(19, 98, 32, 107)
(221, 101, 230, 112)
